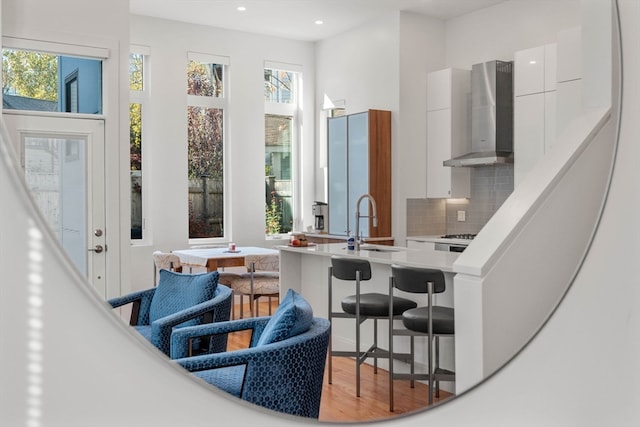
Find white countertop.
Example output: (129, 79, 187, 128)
(278, 242, 460, 273)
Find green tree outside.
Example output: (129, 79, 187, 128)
(129, 53, 143, 171)
(2, 49, 57, 100)
(187, 60, 223, 179)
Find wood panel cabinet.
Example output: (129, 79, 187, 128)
(327, 109, 391, 238)
(426, 68, 471, 198)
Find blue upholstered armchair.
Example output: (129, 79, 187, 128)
(109, 270, 232, 356)
(171, 290, 330, 418)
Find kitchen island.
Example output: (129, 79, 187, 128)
(304, 233, 395, 246)
(278, 242, 460, 392)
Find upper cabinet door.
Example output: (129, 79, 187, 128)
(514, 45, 545, 96)
(513, 42, 558, 187)
(426, 68, 470, 199)
(514, 43, 557, 96)
(427, 68, 452, 111)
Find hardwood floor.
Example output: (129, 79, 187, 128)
(228, 299, 455, 422)
(319, 357, 454, 422)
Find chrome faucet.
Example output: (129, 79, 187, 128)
(354, 193, 378, 251)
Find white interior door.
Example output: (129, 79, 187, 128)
(3, 114, 106, 297)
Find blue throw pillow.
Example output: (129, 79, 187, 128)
(256, 289, 313, 346)
(149, 270, 219, 323)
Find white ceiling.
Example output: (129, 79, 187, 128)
(130, 0, 506, 42)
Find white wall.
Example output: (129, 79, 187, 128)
(130, 0, 582, 289)
(396, 12, 446, 244)
(445, 0, 581, 67)
(315, 13, 400, 116)
(314, 14, 401, 238)
(315, 2, 580, 245)
(315, 12, 448, 243)
(1, 0, 130, 299)
(128, 16, 316, 293)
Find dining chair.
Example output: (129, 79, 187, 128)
(218, 254, 280, 318)
(152, 251, 182, 284)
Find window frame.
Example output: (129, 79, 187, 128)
(129, 45, 150, 244)
(264, 61, 302, 238)
(2, 36, 107, 119)
(186, 52, 229, 244)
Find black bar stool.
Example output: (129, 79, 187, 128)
(328, 255, 417, 397)
(388, 264, 455, 411)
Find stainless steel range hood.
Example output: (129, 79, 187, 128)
(444, 60, 514, 167)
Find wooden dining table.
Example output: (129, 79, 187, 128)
(172, 246, 279, 272)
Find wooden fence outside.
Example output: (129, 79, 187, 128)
(130, 175, 293, 238)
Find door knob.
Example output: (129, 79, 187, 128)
(88, 244, 104, 253)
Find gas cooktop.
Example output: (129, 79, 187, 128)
(440, 233, 477, 240)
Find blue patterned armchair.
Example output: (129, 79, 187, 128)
(171, 290, 330, 418)
(109, 270, 232, 356)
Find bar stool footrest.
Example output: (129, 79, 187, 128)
(391, 369, 455, 383)
(332, 346, 393, 364)
(434, 367, 455, 382)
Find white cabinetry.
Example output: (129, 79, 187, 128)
(514, 43, 557, 187)
(406, 239, 435, 251)
(556, 27, 583, 144)
(514, 28, 583, 188)
(426, 68, 470, 198)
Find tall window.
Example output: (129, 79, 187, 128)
(187, 53, 228, 240)
(129, 46, 148, 241)
(264, 64, 301, 236)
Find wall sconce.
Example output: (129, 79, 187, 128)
(322, 94, 335, 110)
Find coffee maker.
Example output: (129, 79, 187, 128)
(312, 201, 328, 233)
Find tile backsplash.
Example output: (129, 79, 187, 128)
(407, 165, 514, 236)
(406, 198, 446, 236)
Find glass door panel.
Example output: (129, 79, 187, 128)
(23, 136, 88, 274)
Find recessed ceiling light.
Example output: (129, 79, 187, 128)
(237, 6, 246, 11)
(315, 20, 324, 25)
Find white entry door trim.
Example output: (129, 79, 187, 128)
(4, 113, 107, 298)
